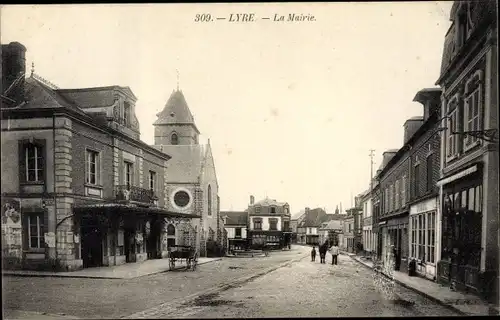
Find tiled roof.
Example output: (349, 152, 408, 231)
(57, 86, 137, 108)
(154, 90, 197, 128)
(221, 211, 248, 226)
(254, 197, 287, 207)
(153, 144, 207, 183)
(12, 77, 87, 117)
(299, 208, 331, 227)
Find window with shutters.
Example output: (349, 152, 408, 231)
(463, 70, 483, 151)
(426, 154, 433, 192)
(402, 175, 407, 205)
(395, 180, 400, 209)
(445, 95, 459, 161)
(414, 163, 421, 198)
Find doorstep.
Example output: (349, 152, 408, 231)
(1, 257, 223, 280)
(350, 256, 499, 316)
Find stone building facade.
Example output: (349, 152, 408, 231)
(1, 42, 199, 271)
(247, 196, 291, 249)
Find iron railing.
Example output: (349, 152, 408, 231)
(115, 185, 158, 204)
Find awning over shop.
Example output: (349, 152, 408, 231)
(73, 203, 201, 219)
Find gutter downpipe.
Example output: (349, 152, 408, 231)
(53, 113, 58, 263)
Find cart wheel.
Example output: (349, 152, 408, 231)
(192, 252, 198, 271)
(169, 258, 175, 271)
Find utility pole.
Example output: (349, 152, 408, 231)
(369, 149, 375, 193)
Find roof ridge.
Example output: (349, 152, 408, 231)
(32, 73, 59, 90)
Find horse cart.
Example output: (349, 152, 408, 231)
(168, 245, 198, 271)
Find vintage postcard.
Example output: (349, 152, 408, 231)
(1, 1, 498, 319)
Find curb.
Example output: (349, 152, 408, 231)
(121, 253, 309, 318)
(349, 255, 469, 315)
(1, 258, 223, 280)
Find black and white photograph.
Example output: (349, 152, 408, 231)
(0, 1, 498, 318)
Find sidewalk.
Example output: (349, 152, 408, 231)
(2, 257, 222, 279)
(350, 255, 499, 316)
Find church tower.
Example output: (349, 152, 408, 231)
(153, 89, 200, 145)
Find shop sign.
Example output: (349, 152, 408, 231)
(410, 198, 437, 215)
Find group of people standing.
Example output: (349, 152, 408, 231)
(310, 241, 340, 265)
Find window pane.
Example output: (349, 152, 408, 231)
(475, 186, 482, 212)
(461, 190, 468, 208)
(468, 188, 475, 211)
(30, 237, 39, 248)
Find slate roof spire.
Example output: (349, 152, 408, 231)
(153, 89, 199, 132)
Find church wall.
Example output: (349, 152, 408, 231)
(154, 124, 198, 145)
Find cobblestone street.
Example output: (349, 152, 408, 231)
(2, 247, 309, 319)
(142, 254, 463, 318)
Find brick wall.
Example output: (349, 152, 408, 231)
(71, 122, 114, 198)
(380, 155, 411, 216)
(408, 120, 441, 202)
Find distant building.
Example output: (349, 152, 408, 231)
(345, 203, 362, 253)
(296, 207, 336, 246)
(318, 218, 344, 247)
(221, 211, 248, 252)
(247, 196, 291, 249)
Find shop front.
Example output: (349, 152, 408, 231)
(380, 214, 409, 273)
(73, 203, 199, 269)
(436, 163, 488, 296)
(409, 196, 438, 280)
(249, 230, 284, 250)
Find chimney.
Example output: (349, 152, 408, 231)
(250, 195, 255, 205)
(1, 42, 27, 102)
(403, 117, 424, 144)
(305, 207, 310, 213)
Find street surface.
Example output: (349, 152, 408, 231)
(2, 246, 308, 319)
(2, 246, 462, 318)
(131, 254, 463, 318)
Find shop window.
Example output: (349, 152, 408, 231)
(426, 212, 436, 264)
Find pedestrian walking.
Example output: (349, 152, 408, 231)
(329, 242, 339, 265)
(319, 241, 328, 263)
(311, 246, 317, 262)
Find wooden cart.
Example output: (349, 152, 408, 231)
(168, 245, 198, 271)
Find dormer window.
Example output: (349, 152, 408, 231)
(123, 102, 131, 126)
(270, 206, 276, 213)
(171, 132, 179, 145)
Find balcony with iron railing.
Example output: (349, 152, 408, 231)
(115, 184, 159, 206)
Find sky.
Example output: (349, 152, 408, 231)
(1, 2, 454, 215)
